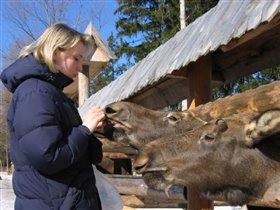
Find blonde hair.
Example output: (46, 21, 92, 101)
(19, 23, 95, 73)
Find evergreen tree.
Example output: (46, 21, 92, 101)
(213, 66, 280, 99)
(91, 0, 219, 93)
(114, 0, 218, 63)
(115, 0, 180, 63)
(0, 84, 12, 169)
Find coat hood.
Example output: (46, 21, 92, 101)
(1, 54, 73, 93)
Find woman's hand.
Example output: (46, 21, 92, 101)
(82, 106, 105, 133)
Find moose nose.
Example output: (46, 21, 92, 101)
(133, 152, 150, 173)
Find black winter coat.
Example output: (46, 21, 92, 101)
(1, 55, 102, 210)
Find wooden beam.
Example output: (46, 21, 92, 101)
(123, 206, 137, 210)
(108, 175, 186, 200)
(189, 80, 280, 122)
(222, 40, 280, 83)
(187, 55, 214, 210)
(97, 156, 132, 175)
(188, 55, 213, 108)
(78, 65, 89, 107)
(121, 195, 145, 208)
(220, 14, 280, 52)
(83, 60, 108, 78)
(167, 66, 188, 79)
(215, 24, 280, 83)
(121, 195, 188, 208)
(130, 78, 190, 109)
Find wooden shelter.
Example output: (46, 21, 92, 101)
(80, 0, 280, 114)
(79, 0, 280, 209)
(64, 22, 116, 106)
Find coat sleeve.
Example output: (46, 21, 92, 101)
(13, 89, 90, 175)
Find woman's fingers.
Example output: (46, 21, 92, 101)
(82, 106, 105, 132)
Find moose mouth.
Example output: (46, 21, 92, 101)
(133, 161, 168, 174)
(105, 106, 132, 129)
(106, 117, 132, 130)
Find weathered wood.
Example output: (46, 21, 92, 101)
(108, 175, 186, 200)
(78, 66, 89, 106)
(97, 157, 115, 174)
(217, 24, 280, 83)
(123, 206, 137, 210)
(121, 195, 188, 208)
(189, 80, 280, 122)
(130, 77, 190, 110)
(97, 157, 131, 175)
(215, 23, 280, 74)
(188, 55, 213, 108)
(249, 199, 280, 209)
(220, 14, 280, 52)
(121, 196, 144, 208)
(187, 55, 214, 210)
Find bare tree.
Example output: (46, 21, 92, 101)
(1, 0, 112, 64)
(1, 1, 80, 62)
(0, 84, 12, 172)
(0, 0, 114, 170)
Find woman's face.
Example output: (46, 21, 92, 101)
(54, 41, 87, 79)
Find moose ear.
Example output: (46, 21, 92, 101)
(244, 110, 280, 146)
(215, 119, 228, 133)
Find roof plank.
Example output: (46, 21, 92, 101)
(79, 0, 280, 116)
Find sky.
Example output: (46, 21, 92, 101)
(0, 0, 119, 72)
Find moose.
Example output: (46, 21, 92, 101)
(105, 102, 280, 205)
(103, 101, 280, 195)
(104, 80, 280, 149)
(132, 110, 280, 206)
(101, 82, 280, 207)
(104, 101, 206, 149)
(103, 101, 210, 189)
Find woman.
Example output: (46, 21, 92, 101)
(1, 23, 105, 210)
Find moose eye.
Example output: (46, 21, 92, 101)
(203, 134, 215, 141)
(168, 115, 178, 121)
(166, 113, 180, 123)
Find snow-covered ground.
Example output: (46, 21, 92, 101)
(0, 172, 242, 210)
(0, 172, 15, 210)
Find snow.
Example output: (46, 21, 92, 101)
(0, 172, 15, 210)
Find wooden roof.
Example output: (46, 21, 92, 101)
(79, 0, 280, 116)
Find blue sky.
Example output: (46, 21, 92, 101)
(0, 0, 119, 72)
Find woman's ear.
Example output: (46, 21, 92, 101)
(53, 49, 61, 70)
(53, 49, 59, 61)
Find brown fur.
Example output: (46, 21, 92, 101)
(133, 111, 280, 205)
(104, 102, 206, 149)
(104, 102, 280, 206)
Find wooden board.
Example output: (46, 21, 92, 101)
(189, 80, 280, 122)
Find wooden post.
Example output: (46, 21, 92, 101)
(78, 65, 89, 107)
(187, 55, 214, 210)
